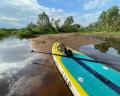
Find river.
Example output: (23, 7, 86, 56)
(79, 37, 120, 72)
(0, 36, 72, 96)
(0, 37, 40, 95)
(1, 36, 120, 96)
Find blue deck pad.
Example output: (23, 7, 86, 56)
(73, 53, 120, 87)
(61, 57, 119, 96)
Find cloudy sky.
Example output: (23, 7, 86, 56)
(0, 0, 120, 28)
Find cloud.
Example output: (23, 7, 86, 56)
(84, 0, 109, 10)
(0, 0, 65, 28)
(0, 17, 19, 21)
(0, 0, 101, 28)
(0, 43, 25, 48)
(81, 11, 102, 26)
(0, 0, 35, 28)
(0, 0, 83, 28)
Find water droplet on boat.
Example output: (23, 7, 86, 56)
(103, 66, 108, 70)
(78, 77, 84, 82)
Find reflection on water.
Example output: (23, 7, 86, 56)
(95, 38, 120, 54)
(79, 38, 120, 72)
(0, 37, 40, 96)
(0, 37, 72, 96)
(0, 37, 39, 78)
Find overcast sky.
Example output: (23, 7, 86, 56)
(0, 0, 120, 28)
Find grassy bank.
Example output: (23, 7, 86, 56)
(78, 31, 120, 35)
(0, 30, 10, 40)
(1, 27, 120, 41)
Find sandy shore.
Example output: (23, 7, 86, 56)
(81, 33, 120, 39)
(30, 33, 102, 58)
(29, 33, 103, 96)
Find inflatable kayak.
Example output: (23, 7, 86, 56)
(52, 42, 120, 96)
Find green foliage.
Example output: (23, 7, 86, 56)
(78, 5, 120, 33)
(37, 12, 52, 32)
(0, 30, 7, 36)
(98, 11, 106, 22)
(78, 26, 85, 32)
(64, 16, 74, 26)
(0, 29, 11, 40)
(97, 6, 120, 32)
(72, 24, 81, 32)
(62, 16, 74, 32)
(7, 29, 32, 38)
(51, 18, 61, 33)
(26, 22, 37, 31)
(1, 6, 120, 37)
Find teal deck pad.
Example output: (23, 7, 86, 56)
(74, 58, 120, 95)
(73, 53, 120, 87)
(61, 55, 120, 96)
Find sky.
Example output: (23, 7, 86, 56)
(0, 0, 120, 28)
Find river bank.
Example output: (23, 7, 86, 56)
(30, 33, 104, 96)
(30, 33, 120, 96)
(81, 32, 120, 39)
(30, 33, 102, 57)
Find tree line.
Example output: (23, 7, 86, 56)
(25, 12, 81, 35)
(0, 5, 120, 38)
(87, 6, 120, 32)
(25, 5, 120, 35)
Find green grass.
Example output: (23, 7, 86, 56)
(77, 30, 120, 35)
(1, 27, 120, 41)
(0, 30, 10, 40)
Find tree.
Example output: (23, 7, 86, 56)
(37, 12, 52, 31)
(52, 18, 60, 32)
(106, 6, 119, 20)
(26, 22, 37, 32)
(64, 16, 74, 26)
(97, 6, 120, 31)
(62, 16, 74, 32)
(98, 11, 106, 28)
(118, 12, 120, 19)
(112, 20, 120, 32)
(72, 24, 81, 32)
(106, 6, 119, 27)
(98, 11, 106, 22)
